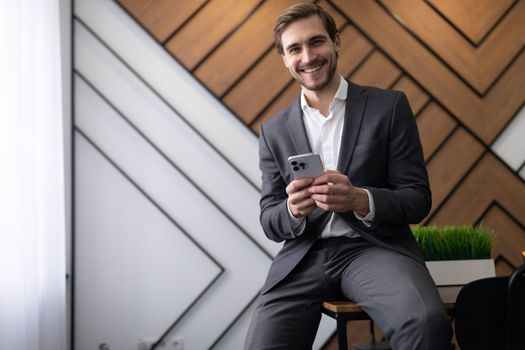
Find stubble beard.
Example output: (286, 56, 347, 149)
(293, 52, 338, 92)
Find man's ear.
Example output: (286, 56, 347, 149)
(334, 33, 341, 52)
(281, 54, 290, 69)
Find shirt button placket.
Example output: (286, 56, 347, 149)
(321, 120, 333, 170)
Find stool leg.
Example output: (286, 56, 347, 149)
(337, 318, 348, 350)
(369, 320, 376, 344)
(352, 320, 392, 350)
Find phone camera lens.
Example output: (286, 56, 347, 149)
(293, 166, 299, 171)
(291, 161, 297, 166)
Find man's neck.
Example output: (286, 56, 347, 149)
(302, 75, 341, 117)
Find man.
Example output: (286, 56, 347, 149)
(244, 3, 451, 350)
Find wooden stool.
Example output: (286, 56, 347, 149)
(322, 288, 458, 350)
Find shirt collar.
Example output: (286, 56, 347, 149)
(300, 75, 348, 113)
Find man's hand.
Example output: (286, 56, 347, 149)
(286, 178, 317, 218)
(309, 170, 370, 216)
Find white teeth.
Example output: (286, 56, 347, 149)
(302, 64, 323, 73)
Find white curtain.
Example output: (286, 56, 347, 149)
(0, 1, 68, 349)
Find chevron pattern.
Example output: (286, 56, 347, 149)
(78, 0, 525, 348)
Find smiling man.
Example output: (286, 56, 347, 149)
(244, 3, 451, 350)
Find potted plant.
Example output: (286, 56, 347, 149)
(412, 225, 496, 286)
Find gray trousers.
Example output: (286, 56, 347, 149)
(244, 237, 452, 350)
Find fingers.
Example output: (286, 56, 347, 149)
(290, 197, 316, 217)
(286, 178, 316, 217)
(288, 187, 314, 206)
(310, 192, 344, 206)
(312, 170, 348, 186)
(286, 178, 314, 195)
(288, 195, 316, 217)
(311, 193, 346, 212)
(285, 174, 354, 216)
(314, 200, 344, 212)
(309, 180, 350, 212)
(309, 182, 345, 196)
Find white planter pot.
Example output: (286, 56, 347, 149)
(425, 259, 496, 286)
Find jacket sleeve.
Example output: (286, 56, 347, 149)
(258, 125, 299, 242)
(367, 92, 432, 227)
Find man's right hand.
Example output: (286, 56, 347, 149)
(286, 178, 316, 218)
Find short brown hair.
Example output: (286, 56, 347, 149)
(273, 3, 338, 55)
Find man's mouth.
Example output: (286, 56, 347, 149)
(299, 63, 324, 74)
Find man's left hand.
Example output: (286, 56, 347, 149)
(309, 170, 370, 216)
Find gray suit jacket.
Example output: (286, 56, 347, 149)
(258, 81, 431, 294)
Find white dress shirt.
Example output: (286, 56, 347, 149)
(288, 76, 375, 238)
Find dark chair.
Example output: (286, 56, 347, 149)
(454, 263, 525, 350)
(506, 263, 525, 350)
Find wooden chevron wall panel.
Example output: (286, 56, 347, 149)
(427, 0, 515, 45)
(114, 0, 525, 348)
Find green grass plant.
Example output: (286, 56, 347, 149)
(412, 225, 495, 261)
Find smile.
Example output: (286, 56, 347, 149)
(300, 63, 324, 73)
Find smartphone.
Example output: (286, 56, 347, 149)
(288, 153, 324, 179)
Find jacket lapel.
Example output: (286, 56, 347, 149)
(285, 97, 330, 228)
(337, 82, 368, 174)
(285, 98, 312, 155)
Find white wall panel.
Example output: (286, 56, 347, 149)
(492, 104, 525, 171)
(75, 77, 270, 348)
(75, 135, 220, 350)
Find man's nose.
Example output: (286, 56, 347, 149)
(301, 46, 316, 63)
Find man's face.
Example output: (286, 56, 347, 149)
(280, 15, 340, 92)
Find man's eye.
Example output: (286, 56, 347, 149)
(289, 47, 300, 54)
